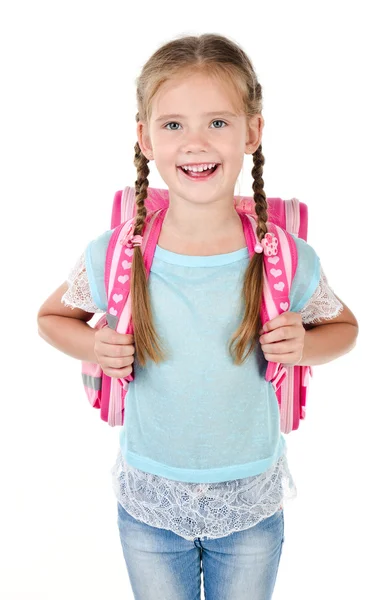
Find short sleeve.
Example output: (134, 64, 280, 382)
(299, 264, 344, 324)
(61, 251, 102, 313)
(84, 229, 114, 311)
(289, 235, 321, 313)
(289, 234, 344, 324)
(61, 229, 114, 313)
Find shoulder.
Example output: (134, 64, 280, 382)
(290, 233, 320, 266)
(84, 228, 115, 311)
(287, 234, 321, 313)
(85, 212, 150, 271)
(86, 228, 115, 259)
(269, 224, 320, 278)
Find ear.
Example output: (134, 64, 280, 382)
(245, 114, 264, 155)
(136, 121, 154, 160)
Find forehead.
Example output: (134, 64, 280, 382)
(150, 72, 244, 120)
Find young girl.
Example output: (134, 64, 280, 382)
(37, 34, 358, 600)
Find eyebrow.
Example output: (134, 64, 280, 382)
(154, 111, 239, 122)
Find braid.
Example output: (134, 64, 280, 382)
(251, 144, 268, 243)
(229, 143, 268, 365)
(133, 140, 149, 234)
(130, 113, 168, 366)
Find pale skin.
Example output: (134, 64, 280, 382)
(37, 71, 358, 373)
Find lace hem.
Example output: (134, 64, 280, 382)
(61, 251, 103, 314)
(301, 265, 344, 324)
(111, 447, 297, 541)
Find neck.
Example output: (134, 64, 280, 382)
(163, 196, 241, 240)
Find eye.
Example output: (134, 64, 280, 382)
(164, 122, 181, 130)
(163, 119, 228, 130)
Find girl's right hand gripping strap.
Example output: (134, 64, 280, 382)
(106, 217, 138, 387)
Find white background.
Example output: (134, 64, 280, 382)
(1, 1, 382, 598)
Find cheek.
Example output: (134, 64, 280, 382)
(225, 151, 246, 175)
(220, 135, 246, 161)
(152, 138, 177, 165)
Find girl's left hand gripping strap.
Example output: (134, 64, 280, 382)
(257, 225, 293, 391)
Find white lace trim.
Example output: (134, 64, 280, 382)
(61, 251, 104, 313)
(111, 446, 296, 541)
(300, 265, 344, 324)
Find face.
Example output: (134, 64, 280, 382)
(137, 71, 264, 207)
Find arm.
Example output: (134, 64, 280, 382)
(297, 296, 359, 366)
(37, 282, 99, 363)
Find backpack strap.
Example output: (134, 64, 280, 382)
(238, 210, 298, 391)
(263, 222, 298, 390)
(104, 208, 166, 384)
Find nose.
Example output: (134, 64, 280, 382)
(180, 129, 210, 153)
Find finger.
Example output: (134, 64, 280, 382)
(262, 312, 293, 333)
(103, 355, 135, 369)
(123, 333, 135, 344)
(261, 341, 294, 355)
(110, 333, 135, 345)
(99, 345, 135, 360)
(260, 326, 296, 344)
(101, 329, 135, 345)
(102, 366, 133, 378)
(263, 351, 298, 363)
(98, 344, 135, 358)
(262, 312, 303, 335)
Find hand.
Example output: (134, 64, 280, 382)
(259, 312, 305, 366)
(94, 326, 135, 378)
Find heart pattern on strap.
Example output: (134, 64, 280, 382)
(270, 268, 282, 278)
(118, 275, 129, 284)
(109, 224, 138, 318)
(265, 227, 289, 314)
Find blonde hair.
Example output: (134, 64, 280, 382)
(131, 33, 268, 368)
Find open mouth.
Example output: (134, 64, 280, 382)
(177, 164, 220, 181)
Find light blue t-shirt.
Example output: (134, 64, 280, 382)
(85, 229, 320, 483)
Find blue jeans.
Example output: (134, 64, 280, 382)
(117, 501, 285, 599)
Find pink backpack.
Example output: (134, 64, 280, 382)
(82, 186, 313, 432)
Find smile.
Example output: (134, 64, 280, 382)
(177, 164, 220, 181)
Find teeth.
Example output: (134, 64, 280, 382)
(181, 163, 216, 172)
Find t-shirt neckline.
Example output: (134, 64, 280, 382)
(154, 244, 249, 267)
